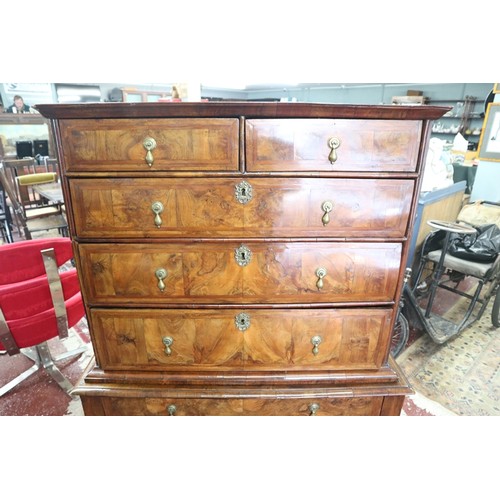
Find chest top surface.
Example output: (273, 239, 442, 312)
(36, 101, 449, 120)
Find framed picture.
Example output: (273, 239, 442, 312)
(494, 83, 500, 94)
(478, 102, 500, 161)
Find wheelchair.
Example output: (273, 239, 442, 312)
(391, 201, 500, 356)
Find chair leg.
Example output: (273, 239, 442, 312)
(53, 344, 88, 362)
(36, 342, 74, 393)
(0, 341, 87, 397)
(0, 350, 42, 397)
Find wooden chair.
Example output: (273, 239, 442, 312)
(2, 158, 60, 210)
(44, 157, 60, 175)
(0, 183, 14, 243)
(0, 238, 88, 396)
(0, 161, 68, 239)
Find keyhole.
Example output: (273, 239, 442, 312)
(240, 251, 246, 260)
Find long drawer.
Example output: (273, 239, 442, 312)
(246, 119, 422, 172)
(85, 395, 385, 416)
(90, 307, 393, 371)
(69, 177, 414, 239)
(77, 242, 401, 305)
(59, 118, 239, 172)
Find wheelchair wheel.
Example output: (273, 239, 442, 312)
(492, 285, 500, 328)
(391, 312, 409, 358)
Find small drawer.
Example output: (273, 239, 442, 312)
(77, 241, 401, 306)
(246, 119, 422, 172)
(90, 307, 393, 371)
(59, 118, 239, 172)
(95, 395, 384, 416)
(69, 177, 414, 239)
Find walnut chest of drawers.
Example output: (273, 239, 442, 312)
(38, 102, 448, 416)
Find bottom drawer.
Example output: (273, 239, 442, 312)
(80, 394, 405, 416)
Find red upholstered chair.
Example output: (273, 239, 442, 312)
(0, 238, 87, 397)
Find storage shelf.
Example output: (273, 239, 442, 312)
(432, 131, 481, 137)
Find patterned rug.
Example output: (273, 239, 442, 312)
(398, 297, 499, 416)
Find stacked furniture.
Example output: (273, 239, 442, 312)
(37, 102, 448, 415)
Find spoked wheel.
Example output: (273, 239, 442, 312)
(492, 285, 500, 328)
(391, 312, 409, 358)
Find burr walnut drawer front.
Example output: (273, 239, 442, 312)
(58, 118, 239, 172)
(69, 177, 414, 239)
(90, 307, 393, 371)
(246, 119, 422, 172)
(77, 242, 401, 305)
(93, 395, 383, 416)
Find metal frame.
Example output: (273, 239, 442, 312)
(0, 341, 87, 397)
(404, 219, 500, 344)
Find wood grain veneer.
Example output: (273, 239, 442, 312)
(38, 102, 449, 416)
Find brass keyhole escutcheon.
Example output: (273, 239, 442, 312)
(155, 268, 168, 292)
(167, 404, 176, 416)
(151, 201, 164, 228)
(235, 180, 253, 205)
(327, 137, 341, 164)
(311, 335, 322, 356)
(309, 403, 320, 416)
(235, 244, 252, 267)
(235, 312, 251, 332)
(315, 267, 327, 290)
(321, 201, 333, 226)
(162, 336, 173, 356)
(143, 137, 157, 167)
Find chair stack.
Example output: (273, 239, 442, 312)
(0, 158, 67, 240)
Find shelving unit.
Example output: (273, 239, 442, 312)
(430, 96, 484, 149)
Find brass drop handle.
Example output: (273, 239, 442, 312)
(315, 267, 327, 290)
(321, 201, 333, 226)
(143, 137, 157, 167)
(162, 336, 173, 356)
(155, 268, 168, 292)
(167, 404, 176, 416)
(309, 403, 320, 416)
(151, 201, 164, 228)
(327, 137, 341, 164)
(311, 335, 322, 356)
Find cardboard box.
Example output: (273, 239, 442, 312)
(392, 95, 429, 105)
(407, 90, 423, 96)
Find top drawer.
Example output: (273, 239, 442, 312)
(58, 118, 239, 172)
(246, 119, 422, 172)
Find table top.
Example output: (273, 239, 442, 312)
(427, 219, 477, 234)
(32, 182, 64, 204)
